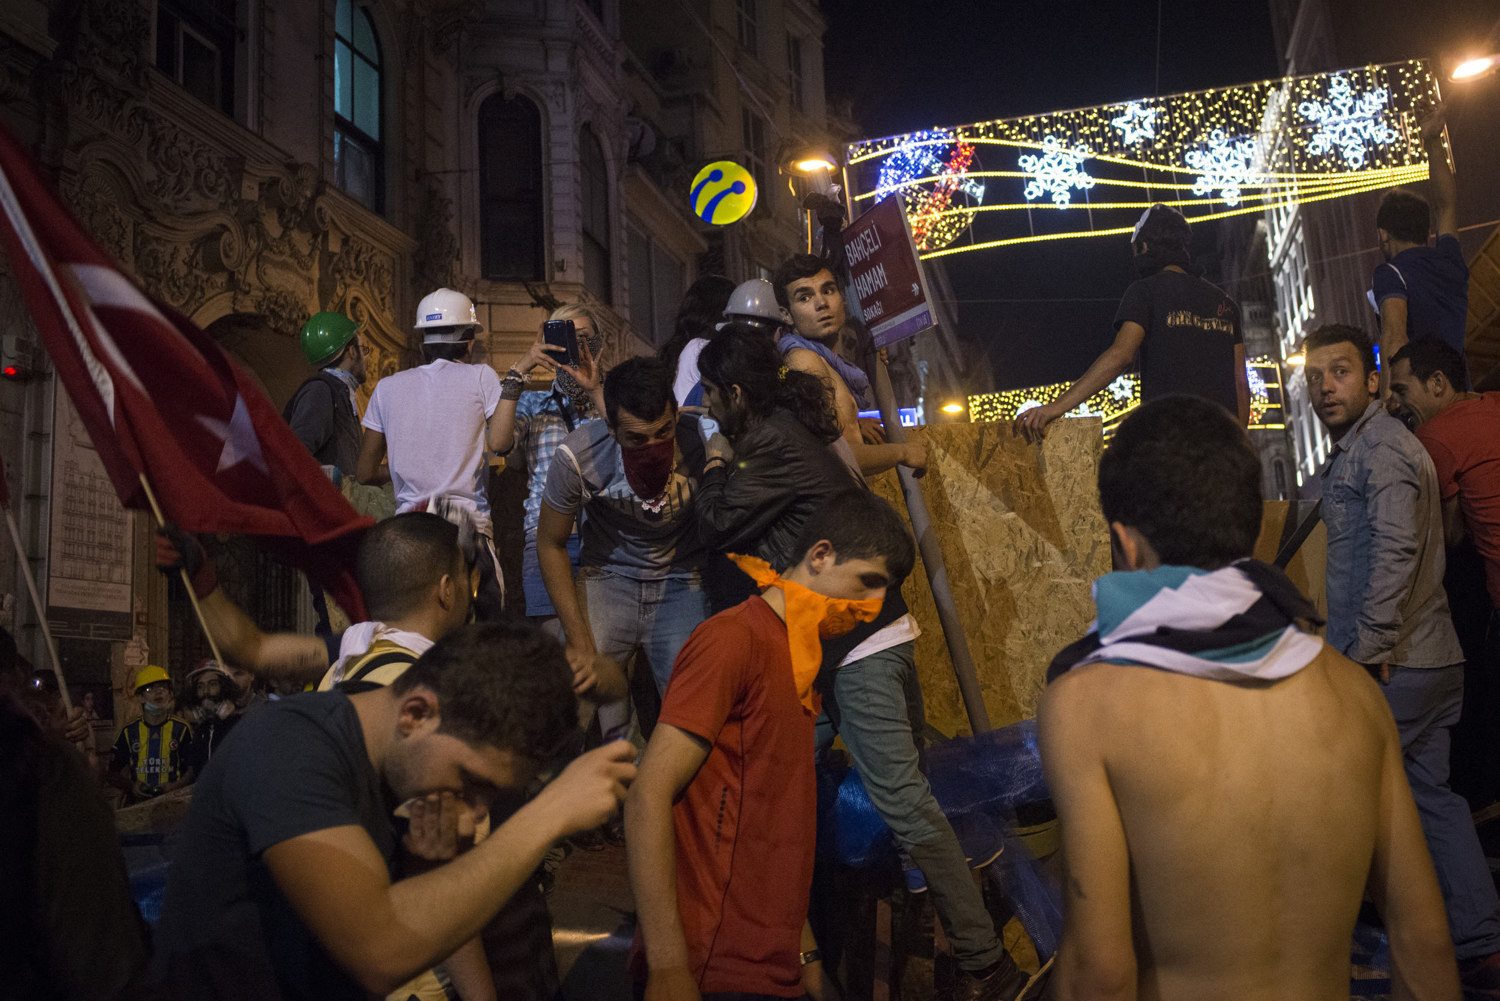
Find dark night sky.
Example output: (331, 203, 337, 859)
(819, 0, 1281, 390)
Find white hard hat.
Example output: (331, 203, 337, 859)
(415, 288, 481, 341)
(716, 278, 791, 331)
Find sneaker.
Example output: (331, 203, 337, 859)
(1461, 951, 1500, 999)
(941, 953, 1027, 1001)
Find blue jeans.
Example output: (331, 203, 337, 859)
(814, 642, 1003, 971)
(577, 567, 707, 696)
(1384, 662, 1500, 959)
(522, 535, 582, 620)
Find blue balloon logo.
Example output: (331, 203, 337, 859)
(690, 161, 758, 225)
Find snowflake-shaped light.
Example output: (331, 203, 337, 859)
(1296, 74, 1398, 170)
(1184, 129, 1257, 207)
(1107, 375, 1134, 401)
(1018, 136, 1095, 208)
(1110, 102, 1157, 145)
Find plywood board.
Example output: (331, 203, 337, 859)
(871, 418, 1110, 736)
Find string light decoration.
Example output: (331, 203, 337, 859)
(847, 61, 1439, 261)
(967, 375, 1142, 437)
(1246, 356, 1285, 430)
(873, 130, 986, 252)
(967, 359, 1287, 437)
(1018, 136, 1096, 207)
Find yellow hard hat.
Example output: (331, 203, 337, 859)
(133, 665, 171, 692)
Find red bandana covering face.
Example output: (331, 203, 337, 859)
(729, 553, 883, 714)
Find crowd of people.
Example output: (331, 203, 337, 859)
(5, 103, 1497, 1001)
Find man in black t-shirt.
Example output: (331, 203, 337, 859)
(1015, 204, 1250, 442)
(153, 623, 636, 1001)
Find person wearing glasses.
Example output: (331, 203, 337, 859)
(109, 665, 195, 803)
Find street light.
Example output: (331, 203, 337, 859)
(941, 401, 966, 415)
(1452, 54, 1500, 80)
(1285, 352, 1306, 366)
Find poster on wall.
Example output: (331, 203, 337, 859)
(47, 383, 133, 639)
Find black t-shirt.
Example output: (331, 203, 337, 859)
(1112, 269, 1243, 416)
(153, 692, 394, 1001)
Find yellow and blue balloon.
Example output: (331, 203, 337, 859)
(690, 161, 757, 225)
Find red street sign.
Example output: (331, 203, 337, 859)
(844, 197, 935, 348)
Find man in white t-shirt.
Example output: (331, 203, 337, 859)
(357, 287, 507, 618)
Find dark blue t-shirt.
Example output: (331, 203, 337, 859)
(153, 692, 394, 1001)
(1372, 234, 1469, 362)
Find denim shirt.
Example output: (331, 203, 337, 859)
(1319, 401, 1463, 668)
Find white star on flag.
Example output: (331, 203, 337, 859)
(196, 395, 269, 474)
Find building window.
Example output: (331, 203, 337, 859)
(736, 0, 758, 56)
(628, 219, 685, 348)
(154, 0, 236, 116)
(334, 0, 383, 213)
(741, 108, 766, 207)
(478, 94, 545, 281)
(580, 127, 612, 304)
(787, 35, 804, 112)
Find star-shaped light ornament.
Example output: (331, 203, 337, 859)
(196, 395, 269, 474)
(1110, 102, 1158, 145)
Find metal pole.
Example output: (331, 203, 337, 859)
(813, 194, 993, 734)
(868, 356, 992, 734)
(3, 501, 70, 713)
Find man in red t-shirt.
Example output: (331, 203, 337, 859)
(625, 491, 915, 1000)
(1390, 338, 1500, 811)
(1390, 341, 1500, 607)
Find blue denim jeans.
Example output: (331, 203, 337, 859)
(522, 535, 582, 620)
(1384, 662, 1500, 959)
(577, 567, 708, 696)
(814, 641, 1003, 971)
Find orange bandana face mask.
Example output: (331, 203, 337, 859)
(730, 553, 884, 714)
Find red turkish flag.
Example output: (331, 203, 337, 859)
(0, 123, 370, 620)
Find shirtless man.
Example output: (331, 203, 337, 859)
(1040, 394, 1458, 1001)
(771, 254, 925, 478)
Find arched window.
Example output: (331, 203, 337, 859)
(478, 94, 545, 281)
(334, 0, 383, 213)
(580, 127, 612, 304)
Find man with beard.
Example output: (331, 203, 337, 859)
(182, 661, 242, 774)
(1014, 204, 1250, 443)
(538, 357, 709, 723)
(1306, 324, 1500, 991)
(491, 304, 606, 626)
(286, 311, 368, 477)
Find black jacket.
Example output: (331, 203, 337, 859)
(696, 407, 861, 573)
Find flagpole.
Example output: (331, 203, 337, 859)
(2, 501, 71, 713)
(137, 473, 226, 669)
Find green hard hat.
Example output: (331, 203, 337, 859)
(299, 312, 359, 366)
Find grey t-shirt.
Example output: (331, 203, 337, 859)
(541, 416, 706, 579)
(153, 692, 394, 1001)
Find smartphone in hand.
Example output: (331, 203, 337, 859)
(542, 319, 580, 369)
